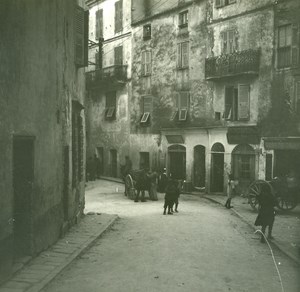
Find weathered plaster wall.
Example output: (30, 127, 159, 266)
(0, 0, 86, 281)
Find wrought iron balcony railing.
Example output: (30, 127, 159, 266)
(86, 65, 128, 88)
(205, 49, 260, 80)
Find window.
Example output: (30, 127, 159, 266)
(140, 96, 152, 124)
(224, 85, 250, 121)
(177, 42, 189, 69)
(216, 0, 236, 8)
(141, 50, 151, 76)
(95, 9, 103, 40)
(143, 24, 151, 40)
(114, 46, 123, 65)
(75, 6, 89, 67)
(140, 152, 150, 169)
(296, 81, 300, 114)
(171, 92, 189, 121)
(277, 24, 299, 69)
(221, 30, 237, 54)
(115, 0, 123, 33)
(179, 11, 188, 28)
(105, 91, 116, 120)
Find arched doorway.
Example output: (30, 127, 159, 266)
(168, 145, 186, 180)
(232, 144, 255, 190)
(194, 145, 206, 187)
(211, 143, 225, 192)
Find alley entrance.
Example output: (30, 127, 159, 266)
(210, 143, 224, 192)
(13, 136, 34, 258)
(168, 145, 186, 180)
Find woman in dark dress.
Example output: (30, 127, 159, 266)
(255, 183, 276, 243)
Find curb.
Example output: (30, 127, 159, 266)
(26, 215, 119, 292)
(202, 195, 300, 266)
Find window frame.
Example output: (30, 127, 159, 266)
(171, 91, 189, 122)
(140, 95, 152, 124)
(95, 9, 103, 40)
(105, 91, 117, 120)
(143, 24, 151, 40)
(177, 41, 189, 69)
(141, 50, 152, 76)
(114, 0, 123, 33)
(179, 10, 188, 28)
(277, 24, 292, 69)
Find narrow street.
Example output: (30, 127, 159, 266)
(42, 180, 300, 292)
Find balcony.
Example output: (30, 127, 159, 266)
(205, 49, 260, 80)
(86, 65, 128, 88)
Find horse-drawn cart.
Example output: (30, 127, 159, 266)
(124, 169, 158, 201)
(246, 176, 299, 212)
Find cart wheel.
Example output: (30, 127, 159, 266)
(125, 174, 135, 200)
(247, 180, 273, 211)
(276, 192, 297, 211)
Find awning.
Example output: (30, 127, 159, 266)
(165, 135, 184, 144)
(263, 137, 300, 150)
(227, 126, 260, 145)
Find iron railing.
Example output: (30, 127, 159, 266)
(205, 49, 260, 80)
(86, 65, 128, 87)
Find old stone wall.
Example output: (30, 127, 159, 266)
(0, 0, 86, 282)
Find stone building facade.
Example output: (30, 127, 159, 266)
(0, 0, 88, 282)
(86, 0, 132, 178)
(130, 0, 300, 192)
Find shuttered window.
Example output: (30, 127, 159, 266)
(95, 9, 103, 40)
(224, 85, 249, 121)
(221, 30, 237, 54)
(216, 0, 236, 8)
(238, 84, 250, 120)
(141, 50, 151, 76)
(140, 96, 152, 124)
(114, 46, 123, 65)
(278, 24, 299, 68)
(105, 91, 116, 120)
(178, 92, 189, 121)
(179, 11, 188, 28)
(115, 0, 123, 33)
(177, 42, 189, 69)
(75, 6, 89, 67)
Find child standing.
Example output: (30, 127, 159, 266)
(163, 176, 177, 215)
(254, 183, 276, 243)
(225, 174, 235, 209)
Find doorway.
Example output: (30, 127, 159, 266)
(211, 143, 224, 192)
(110, 149, 117, 178)
(168, 145, 186, 180)
(96, 147, 104, 176)
(13, 136, 34, 257)
(193, 145, 206, 188)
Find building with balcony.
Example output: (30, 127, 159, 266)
(129, 0, 300, 194)
(85, 0, 132, 178)
(0, 0, 88, 282)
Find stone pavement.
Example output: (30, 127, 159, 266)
(202, 193, 300, 265)
(0, 213, 118, 292)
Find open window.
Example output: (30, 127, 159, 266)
(105, 91, 116, 120)
(224, 85, 250, 121)
(143, 24, 151, 40)
(179, 11, 188, 28)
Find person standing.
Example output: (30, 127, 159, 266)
(254, 183, 276, 243)
(158, 167, 168, 193)
(148, 170, 158, 201)
(225, 174, 235, 208)
(163, 176, 177, 215)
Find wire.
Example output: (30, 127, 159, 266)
(254, 229, 285, 292)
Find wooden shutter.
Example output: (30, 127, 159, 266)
(292, 24, 299, 68)
(177, 43, 182, 68)
(114, 46, 123, 65)
(180, 92, 189, 109)
(182, 42, 189, 68)
(221, 31, 227, 54)
(95, 9, 103, 39)
(144, 51, 151, 75)
(143, 96, 152, 113)
(238, 84, 250, 120)
(141, 51, 146, 76)
(75, 6, 85, 66)
(84, 10, 89, 66)
(228, 30, 235, 53)
(224, 87, 233, 120)
(115, 0, 123, 33)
